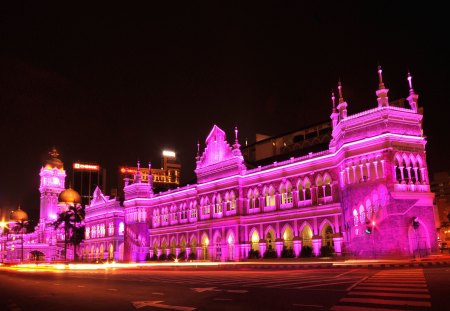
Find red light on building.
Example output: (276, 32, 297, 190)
(73, 163, 100, 171)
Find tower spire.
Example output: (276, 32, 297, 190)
(134, 160, 142, 183)
(406, 70, 419, 113)
(330, 89, 339, 130)
(376, 64, 390, 107)
(338, 80, 344, 103)
(332, 89, 337, 112)
(377, 65, 385, 89)
(336, 80, 348, 120)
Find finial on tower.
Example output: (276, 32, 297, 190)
(234, 126, 239, 145)
(331, 89, 336, 112)
(378, 64, 385, 89)
(338, 80, 344, 103)
(196, 140, 201, 161)
(137, 160, 141, 171)
(407, 71, 413, 91)
(406, 70, 419, 113)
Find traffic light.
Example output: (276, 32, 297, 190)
(365, 226, 372, 234)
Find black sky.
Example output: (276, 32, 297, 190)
(1, 2, 449, 223)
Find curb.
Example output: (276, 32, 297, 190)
(218, 260, 450, 270)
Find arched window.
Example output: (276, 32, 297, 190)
(253, 189, 259, 208)
(324, 174, 332, 197)
(304, 179, 312, 200)
(353, 209, 358, 226)
(366, 199, 373, 220)
(230, 191, 236, 210)
(264, 187, 275, 207)
(214, 194, 222, 214)
(316, 175, 324, 198)
(225, 192, 231, 211)
(248, 190, 254, 209)
(359, 205, 366, 224)
(301, 225, 313, 247)
(204, 197, 210, 215)
(297, 180, 304, 201)
(281, 182, 293, 204)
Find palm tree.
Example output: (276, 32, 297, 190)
(12, 220, 28, 262)
(53, 204, 85, 261)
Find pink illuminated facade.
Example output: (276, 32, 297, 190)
(0, 68, 438, 263)
(119, 68, 437, 261)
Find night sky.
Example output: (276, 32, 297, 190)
(1, 3, 449, 223)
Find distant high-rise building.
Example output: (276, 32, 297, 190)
(71, 162, 106, 205)
(117, 150, 181, 196)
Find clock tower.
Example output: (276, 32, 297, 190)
(39, 147, 66, 222)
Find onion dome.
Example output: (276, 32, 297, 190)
(58, 187, 82, 205)
(45, 147, 64, 170)
(10, 206, 28, 222)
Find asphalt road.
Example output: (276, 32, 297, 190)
(0, 266, 449, 311)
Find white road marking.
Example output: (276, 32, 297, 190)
(346, 276, 369, 291)
(334, 269, 360, 278)
(132, 300, 196, 311)
(341, 297, 431, 307)
(191, 287, 220, 293)
(355, 286, 429, 292)
(226, 289, 248, 293)
(296, 280, 358, 289)
(349, 291, 430, 299)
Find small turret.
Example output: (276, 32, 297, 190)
(406, 71, 419, 113)
(376, 65, 390, 107)
(337, 80, 348, 120)
(330, 90, 339, 129)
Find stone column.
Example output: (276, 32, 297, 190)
(312, 236, 322, 257)
(185, 247, 190, 259)
(293, 237, 302, 257)
(275, 239, 284, 258)
(175, 247, 180, 258)
(157, 248, 162, 258)
(259, 240, 267, 258)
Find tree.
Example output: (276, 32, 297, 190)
(12, 220, 29, 262)
(53, 204, 85, 261)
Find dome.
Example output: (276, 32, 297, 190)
(45, 147, 64, 170)
(58, 187, 82, 205)
(10, 206, 28, 222)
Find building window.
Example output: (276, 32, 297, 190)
(108, 223, 114, 236)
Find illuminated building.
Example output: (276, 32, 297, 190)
(0, 67, 439, 263)
(71, 162, 106, 205)
(120, 68, 437, 262)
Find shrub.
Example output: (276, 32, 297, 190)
(263, 249, 277, 259)
(281, 246, 295, 258)
(158, 253, 167, 261)
(149, 253, 158, 261)
(188, 252, 197, 261)
(300, 246, 313, 258)
(248, 249, 261, 259)
(320, 245, 334, 257)
(178, 250, 186, 261)
(168, 253, 176, 261)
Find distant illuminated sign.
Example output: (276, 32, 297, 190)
(73, 163, 100, 171)
(162, 150, 176, 157)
